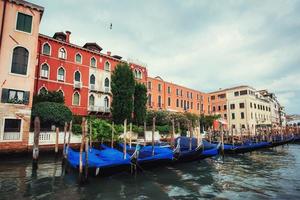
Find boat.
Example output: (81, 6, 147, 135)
(215, 140, 271, 154)
(201, 140, 220, 158)
(173, 137, 204, 162)
(118, 143, 174, 169)
(67, 145, 131, 176)
(270, 135, 294, 147)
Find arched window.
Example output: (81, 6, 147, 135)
(41, 63, 49, 78)
(73, 92, 80, 105)
(148, 94, 152, 106)
(75, 53, 82, 63)
(138, 70, 142, 79)
(58, 47, 66, 59)
(90, 57, 96, 67)
(89, 95, 95, 106)
(104, 61, 110, 71)
(74, 71, 81, 82)
(134, 69, 138, 78)
(90, 74, 95, 85)
(42, 43, 51, 55)
(104, 96, 109, 108)
(11, 46, 29, 75)
(39, 87, 48, 95)
(57, 67, 65, 81)
(104, 77, 109, 87)
(57, 89, 64, 97)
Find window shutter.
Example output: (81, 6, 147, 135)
(1, 89, 9, 103)
(23, 91, 30, 105)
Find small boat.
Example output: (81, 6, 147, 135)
(217, 141, 271, 154)
(173, 137, 204, 162)
(67, 145, 131, 176)
(201, 140, 220, 158)
(118, 143, 174, 169)
(270, 135, 294, 147)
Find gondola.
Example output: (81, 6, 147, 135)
(67, 145, 131, 176)
(173, 137, 204, 162)
(270, 135, 294, 147)
(216, 141, 271, 154)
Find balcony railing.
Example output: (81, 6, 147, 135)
(74, 81, 82, 89)
(99, 106, 110, 113)
(104, 87, 110, 93)
(88, 106, 110, 113)
(89, 84, 96, 91)
(88, 105, 98, 112)
(3, 132, 21, 140)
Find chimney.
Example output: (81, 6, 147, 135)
(66, 31, 71, 43)
(107, 51, 111, 56)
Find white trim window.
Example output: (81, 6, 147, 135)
(11, 46, 29, 75)
(73, 92, 80, 106)
(75, 53, 82, 64)
(3, 118, 22, 141)
(89, 94, 95, 106)
(90, 57, 96, 67)
(104, 61, 110, 71)
(16, 12, 32, 34)
(42, 43, 51, 55)
(58, 47, 67, 59)
(74, 71, 81, 82)
(57, 67, 65, 81)
(40, 63, 49, 78)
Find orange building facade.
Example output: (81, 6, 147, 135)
(146, 76, 207, 115)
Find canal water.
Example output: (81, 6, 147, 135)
(0, 144, 300, 200)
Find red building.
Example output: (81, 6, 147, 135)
(35, 31, 147, 116)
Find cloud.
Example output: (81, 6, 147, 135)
(31, 0, 300, 113)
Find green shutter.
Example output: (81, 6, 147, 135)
(24, 15, 32, 33)
(16, 13, 32, 33)
(1, 89, 9, 103)
(23, 91, 30, 105)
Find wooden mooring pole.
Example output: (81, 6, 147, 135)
(55, 127, 59, 155)
(63, 122, 67, 159)
(129, 122, 132, 149)
(84, 119, 89, 181)
(123, 119, 127, 159)
(79, 117, 86, 183)
(32, 116, 40, 170)
(152, 117, 156, 156)
(189, 122, 193, 151)
(144, 121, 147, 146)
(111, 122, 114, 148)
(171, 119, 175, 148)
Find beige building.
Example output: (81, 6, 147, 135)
(0, 0, 43, 151)
(211, 86, 279, 134)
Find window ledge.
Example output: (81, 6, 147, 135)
(9, 72, 29, 78)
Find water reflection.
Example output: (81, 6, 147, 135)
(0, 145, 300, 200)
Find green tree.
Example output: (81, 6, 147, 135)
(32, 102, 72, 127)
(133, 82, 147, 125)
(33, 91, 64, 104)
(111, 63, 135, 124)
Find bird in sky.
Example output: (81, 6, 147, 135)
(110, 23, 112, 30)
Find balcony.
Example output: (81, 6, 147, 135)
(3, 132, 21, 141)
(74, 81, 82, 89)
(88, 105, 99, 112)
(99, 106, 110, 113)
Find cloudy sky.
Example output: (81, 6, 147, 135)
(32, 0, 300, 114)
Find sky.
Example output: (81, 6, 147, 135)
(31, 0, 300, 114)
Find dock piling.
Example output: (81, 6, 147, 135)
(32, 116, 40, 170)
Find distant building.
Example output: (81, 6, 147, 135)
(0, 0, 44, 150)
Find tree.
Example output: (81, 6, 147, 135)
(33, 91, 64, 104)
(32, 102, 72, 127)
(200, 114, 221, 130)
(133, 82, 147, 125)
(111, 63, 135, 124)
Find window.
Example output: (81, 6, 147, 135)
(230, 104, 235, 109)
(104, 78, 110, 87)
(241, 124, 245, 129)
(39, 87, 47, 94)
(176, 89, 179, 96)
(197, 103, 200, 110)
(90, 57, 96, 67)
(224, 114, 227, 119)
(75, 53, 82, 63)
(218, 93, 226, 99)
(239, 103, 245, 109)
(187, 92, 189, 98)
(148, 81, 152, 90)
(176, 99, 179, 107)
(104, 96, 109, 108)
(148, 94, 152, 106)
(42, 43, 51, 55)
(90, 74, 95, 85)
(240, 90, 248, 95)
(251, 112, 253, 119)
(191, 102, 193, 109)
(1, 88, 29, 105)
(250, 102, 253, 108)
(158, 84, 162, 92)
(167, 86, 171, 94)
(181, 100, 183, 108)
(212, 106, 216, 112)
(74, 71, 81, 82)
(16, 12, 32, 33)
(58, 48, 66, 59)
(134, 69, 142, 79)
(40, 63, 49, 78)
(224, 105, 227, 110)
(158, 96, 162, 107)
(201, 104, 204, 112)
(218, 106, 221, 111)
(191, 93, 193, 99)
(211, 95, 215, 100)
(89, 95, 95, 106)
(57, 89, 64, 97)
(241, 112, 245, 119)
(234, 91, 239, 96)
(57, 67, 65, 81)
(180, 90, 183, 96)
(104, 61, 110, 71)
(232, 124, 236, 129)
(11, 47, 29, 75)
(168, 97, 171, 106)
(232, 113, 235, 120)
(254, 103, 257, 109)
(3, 119, 22, 140)
(73, 92, 80, 105)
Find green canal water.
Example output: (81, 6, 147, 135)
(0, 144, 300, 200)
